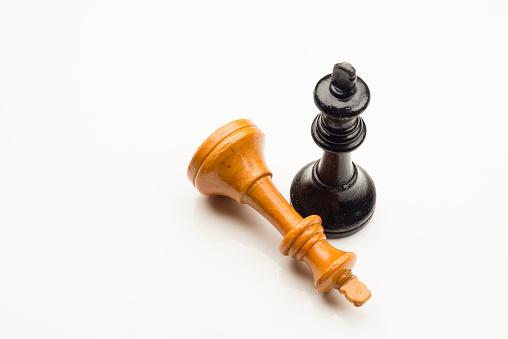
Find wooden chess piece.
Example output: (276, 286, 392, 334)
(188, 119, 370, 307)
(290, 62, 376, 238)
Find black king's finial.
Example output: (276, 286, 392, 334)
(290, 62, 376, 238)
(331, 62, 357, 98)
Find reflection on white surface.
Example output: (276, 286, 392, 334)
(192, 195, 369, 325)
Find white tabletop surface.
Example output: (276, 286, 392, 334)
(1, 1, 508, 338)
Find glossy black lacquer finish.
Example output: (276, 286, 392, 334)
(290, 62, 376, 238)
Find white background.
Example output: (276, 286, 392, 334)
(1, 0, 508, 338)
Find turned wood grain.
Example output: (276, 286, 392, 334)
(188, 119, 370, 307)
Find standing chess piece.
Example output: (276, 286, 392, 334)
(290, 62, 376, 238)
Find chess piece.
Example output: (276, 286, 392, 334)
(188, 119, 370, 307)
(290, 62, 376, 238)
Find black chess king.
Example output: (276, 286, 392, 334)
(290, 62, 376, 238)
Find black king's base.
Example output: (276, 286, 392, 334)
(290, 62, 376, 238)
(290, 155, 376, 238)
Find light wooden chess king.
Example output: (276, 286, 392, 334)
(188, 119, 371, 306)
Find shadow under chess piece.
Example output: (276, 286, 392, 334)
(290, 62, 376, 238)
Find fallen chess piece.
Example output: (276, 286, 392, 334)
(188, 119, 371, 306)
